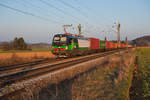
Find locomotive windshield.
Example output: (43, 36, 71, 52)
(52, 35, 67, 46)
(53, 36, 60, 42)
(53, 36, 67, 42)
(60, 37, 67, 42)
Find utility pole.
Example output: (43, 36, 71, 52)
(117, 22, 120, 48)
(105, 37, 107, 41)
(125, 36, 128, 49)
(78, 24, 81, 35)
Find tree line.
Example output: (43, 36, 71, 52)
(1, 37, 31, 51)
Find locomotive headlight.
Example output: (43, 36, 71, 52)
(66, 46, 68, 49)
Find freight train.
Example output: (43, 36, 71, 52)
(51, 33, 131, 57)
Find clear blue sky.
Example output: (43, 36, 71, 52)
(0, 0, 150, 43)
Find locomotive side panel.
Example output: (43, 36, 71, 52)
(78, 39, 90, 49)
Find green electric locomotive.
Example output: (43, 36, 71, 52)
(51, 33, 90, 57)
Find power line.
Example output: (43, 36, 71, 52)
(39, 0, 80, 23)
(56, 0, 95, 25)
(0, 1, 97, 34)
(56, 0, 98, 30)
(57, 0, 88, 18)
(74, 0, 107, 26)
(21, 0, 64, 19)
(75, 0, 92, 12)
(0, 2, 63, 24)
(39, 0, 95, 31)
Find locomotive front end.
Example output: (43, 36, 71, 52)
(51, 34, 68, 57)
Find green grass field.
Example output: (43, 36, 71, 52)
(0, 48, 50, 53)
(130, 48, 150, 100)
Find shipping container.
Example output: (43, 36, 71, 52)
(100, 40, 106, 49)
(112, 42, 115, 48)
(106, 40, 111, 48)
(123, 44, 126, 48)
(109, 42, 113, 48)
(115, 43, 118, 48)
(124, 44, 127, 48)
(128, 45, 132, 48)
(88, 38, 100, 49)
(121, 43, 125, 48)
(111, 42, 115, 48)
(120, 43, 122, 48)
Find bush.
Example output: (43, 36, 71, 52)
(1, 37, 29, 51)
(2, 42, 11, 51)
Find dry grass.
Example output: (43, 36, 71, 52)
(0, 52, 55, 66)
(137, 46, 150, 48)
(0, 50, 135, 100)
(72, 51, 135, 100)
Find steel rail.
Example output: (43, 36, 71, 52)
(0, 49, 127, 88)
(0, 58, 68, 73)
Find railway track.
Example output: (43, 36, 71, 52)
(0, 57, 69, 77)
(0, 49, 129, 88)
(0, 58, 61, 72)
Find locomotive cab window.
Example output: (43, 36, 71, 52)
(60, 37, 67, 42)
(52, 35, 67, 46)
(53, 36, 60, 42)
(53, 35, 67, 42)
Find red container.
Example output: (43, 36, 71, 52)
(112, 42, 114, 48)
(120, 43, 122, 48)
(123, 44, 125, 48)
(125, 44, 127, 48)
(114, 43, 117, 48)
(109, 42, 113, 48)
(106, 40, 111, 48)
(88, 37, 100, 49)
(113, 42, 116, 48)
(121, 43, 125, 48)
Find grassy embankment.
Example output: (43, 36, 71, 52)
(0, 48, 55, 66)
(130, 48, 150, 100)
(72, 51, 134, 100)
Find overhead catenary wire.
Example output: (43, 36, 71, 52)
(73, 0, 99, 20)
(56, 0, 102, 32)
(56, 0, 89, 18)
(56, 0, 93, 26)
(0, 0, 101, 35)
(20, 0, 65, 20)
(0, 2, 63, 24)
(39, 0, 81, 23)
(19, 1, 65, 25)
(30, 0, 96, 33)
(74, 0, 111, 30)
(75, 0, 94, 14)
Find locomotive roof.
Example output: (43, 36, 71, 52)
(54, 34, 88, 40)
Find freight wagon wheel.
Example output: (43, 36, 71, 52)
(56, 53, 61, 58)
(67, 52, 72, 58)
(56, 55, 60, 58)
(83, 51, 88, 55)
(69, 54, 73, 57)
(73, 49, 78, 56)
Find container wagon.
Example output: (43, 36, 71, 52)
(51, 33, 131, 57)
